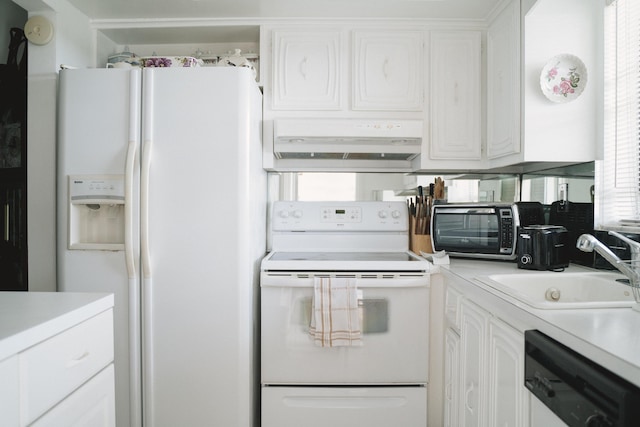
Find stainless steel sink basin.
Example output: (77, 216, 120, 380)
(475, 272, 637, 309)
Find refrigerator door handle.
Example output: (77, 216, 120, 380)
(127, 69, 143, 427)
(141, 68, 155, 427)
(141, 70, 152, 282)
(141, 138, 154, 425)
(3, 202, 9, 242)
(124, 139, 137, 279)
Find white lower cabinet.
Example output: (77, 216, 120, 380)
(20, 309, 114, 424)
(444, 286, 529, 427)
(0, 307, 115, 427)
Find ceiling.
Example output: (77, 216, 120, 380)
(64, 0, 504, 21)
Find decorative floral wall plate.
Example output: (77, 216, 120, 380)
(540, 54, 587, 103)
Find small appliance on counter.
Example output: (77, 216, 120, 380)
(431, 203, 518, 260)
(515, 201, 545, 226)
(549, 201, 595, 266)
(517, 225, 570, 271)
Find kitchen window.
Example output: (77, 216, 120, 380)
(597, 0, 640, 232)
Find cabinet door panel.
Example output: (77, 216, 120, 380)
(459, 299, 488, 427)
(430, 31, 482, 160)
(444, 328, 460, 427)
(487, 0, 521, 159)
(273, 30, 343, 110)
(488, 317, 529, 427)
(353, 31, 423, 111)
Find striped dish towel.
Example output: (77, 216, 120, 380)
(309, 277, 362, 347)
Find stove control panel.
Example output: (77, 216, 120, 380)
(272, 201, 407, 231)
(321, 207, 361, 223)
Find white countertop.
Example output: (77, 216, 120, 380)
(0, 292, 114, 361)
(441, 259, 640, 388)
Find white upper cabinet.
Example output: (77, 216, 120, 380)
(440, 277, 532, 427)
(352, 30, 423, 111)
(487, 0, 599, 168)
(271, 28, 424, 113)
(429, 31, 482, 160)
(487, 0, 521, 159)
(272, 29, 345, 110)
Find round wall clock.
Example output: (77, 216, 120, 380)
(24, 16, 54, 46)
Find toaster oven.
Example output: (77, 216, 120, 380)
(431, 203, 519, 260)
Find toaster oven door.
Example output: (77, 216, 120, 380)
(431, 206, 516, 259)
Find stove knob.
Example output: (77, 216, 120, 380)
(292, 210, 303, 218)
(521, 254, 532, 264)
(391, 210, 401, 219)
(586, 414, 612, 427)
(378, 210, 389, 219)
(278, 210, 290, 218)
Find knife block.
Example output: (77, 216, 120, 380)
(409, 216, 433, 254)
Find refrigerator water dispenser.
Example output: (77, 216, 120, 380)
(68, 175, 125, 250)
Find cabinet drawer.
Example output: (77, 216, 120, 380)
(0, 355, 19, 426)
(20, 309, 114, 424)
(31, 364, 115, 427)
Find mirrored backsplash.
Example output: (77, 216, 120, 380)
(268, 162, 595, 205)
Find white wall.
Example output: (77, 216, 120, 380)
(522, 0, 600, 162)
(0, 2, 27, 63)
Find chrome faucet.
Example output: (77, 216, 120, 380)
(576, 231, 640, 291)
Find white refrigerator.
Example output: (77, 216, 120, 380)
(57, 67, 266, 427)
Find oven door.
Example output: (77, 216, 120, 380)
(432, 207, 501, 253)
(260, 273, 429, 384)
(431, 205, 517, 259)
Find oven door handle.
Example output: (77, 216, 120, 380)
(282, 395, 408, 409)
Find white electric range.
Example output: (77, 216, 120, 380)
(260, 201, 432, 427)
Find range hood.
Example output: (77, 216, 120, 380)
(270, 119, 424, 172)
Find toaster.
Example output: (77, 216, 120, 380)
(517, 225, 570, 271)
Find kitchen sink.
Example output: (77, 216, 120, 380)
(474, 272, 638, 309)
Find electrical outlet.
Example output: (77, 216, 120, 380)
(558, 183, 569, 202)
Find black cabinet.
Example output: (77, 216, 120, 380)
(0, 28, 27, 290)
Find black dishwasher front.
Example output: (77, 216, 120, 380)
(525, 330, 640, 426)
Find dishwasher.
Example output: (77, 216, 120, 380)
(524, 330, 640, 426)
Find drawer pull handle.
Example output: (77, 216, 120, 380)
(300, 56, 308, 79)
(464, 382, 475, 412)
(67, 351, 90, 368)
